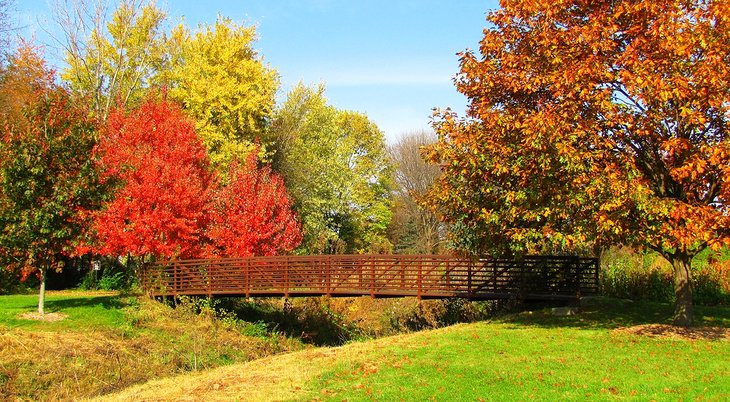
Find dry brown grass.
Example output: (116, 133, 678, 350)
(90, 326, 437, 402)
(1, 328, 169, 400)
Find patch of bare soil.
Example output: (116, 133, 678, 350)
(614, 324, 729, 341)
(18, 312, 68, 322)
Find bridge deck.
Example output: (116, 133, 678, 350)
(141, 254, 599, 301)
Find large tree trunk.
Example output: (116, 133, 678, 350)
(37, 267, 46, 315)
(668, 253, 693, 327)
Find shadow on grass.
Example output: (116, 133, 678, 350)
(43, 295, 125, 312)
(496, 297, 730, 330)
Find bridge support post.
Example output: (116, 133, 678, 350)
(282, 297, 292, 313)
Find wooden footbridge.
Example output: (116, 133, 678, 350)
(141, 254, 599, 301)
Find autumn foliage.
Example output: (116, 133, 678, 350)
(94, 96, 301, 259)
(0, 50, 104, 312)
(427, 0, 730, 325)
(94, 97, 214, 258)
(206, 154, 302, 257)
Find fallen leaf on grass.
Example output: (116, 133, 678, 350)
(613, 324, 729, 341)
(18, 312, 68, 322)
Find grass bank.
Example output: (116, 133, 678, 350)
(0, 291, 302, 400)
(99, 298, 730, 401)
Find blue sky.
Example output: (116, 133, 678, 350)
(15, 0, 498, 142)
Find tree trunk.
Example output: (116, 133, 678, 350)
(37, 267, 47, 315)
(668, 253, 693, 327)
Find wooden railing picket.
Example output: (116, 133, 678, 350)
(416, 258, 423, 300)
(173, 261, 178, 298)
(467, 260, 473, 297)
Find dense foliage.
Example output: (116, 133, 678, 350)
(164, 18, 279, 170)
(93, 97, 214, 259)
(270, 85, 392, 254)
(61, 0, 166, 121)
(427, 0, 730, 325)
(0, 49, 104, 312)
(207, 153, 302, 257)
(54, 1, 391, 258)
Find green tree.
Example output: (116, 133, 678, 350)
(58, 0, 167, 120)
(426, 0, 730, 326)
(0, 50, 103, 313)
(270, 84, 392, 253)
(162, 17, 279, 169)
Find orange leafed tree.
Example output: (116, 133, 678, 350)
(426, 0, 730, 326)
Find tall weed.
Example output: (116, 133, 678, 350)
(600, 247, 730, 305)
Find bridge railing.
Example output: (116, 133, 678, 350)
(140, 254, 599, 300)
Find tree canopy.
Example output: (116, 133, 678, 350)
(93, 96, 214, 259)
(271, 84, 392, 254)
(206, 153, 302, 257)
(426, 0, 730, 326)
(60, 0, 167, 121)
(0, 50, 104, 313)
(164, 18, 279, 169)
(93, 95, 302, 260)
(388, 131, 444, 254)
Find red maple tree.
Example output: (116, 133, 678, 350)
(94, 95, 302, 260)
(206, 153, 302, 257)
(94, 97, 214, 259)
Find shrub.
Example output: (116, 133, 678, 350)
(0, 269, 33, 295)
(600, 247, 730, 305)
(217, 296, 501, 346)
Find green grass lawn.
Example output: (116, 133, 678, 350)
(305, 299, 730, 401)
(311, 323, 727, 400)
(101, 298, 730, 401)
(0, 291, 130, 331)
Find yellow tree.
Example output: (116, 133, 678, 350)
(427, 0, 730, 326)
(163, 18, 279, 169)
(58, 0, 167, 120)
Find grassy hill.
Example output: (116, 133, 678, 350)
(2, 292, 728, 401)
(98, 298, 730, 401)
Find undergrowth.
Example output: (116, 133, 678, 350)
(601, 247, 730, 305)
(218, 296, 510, 346)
